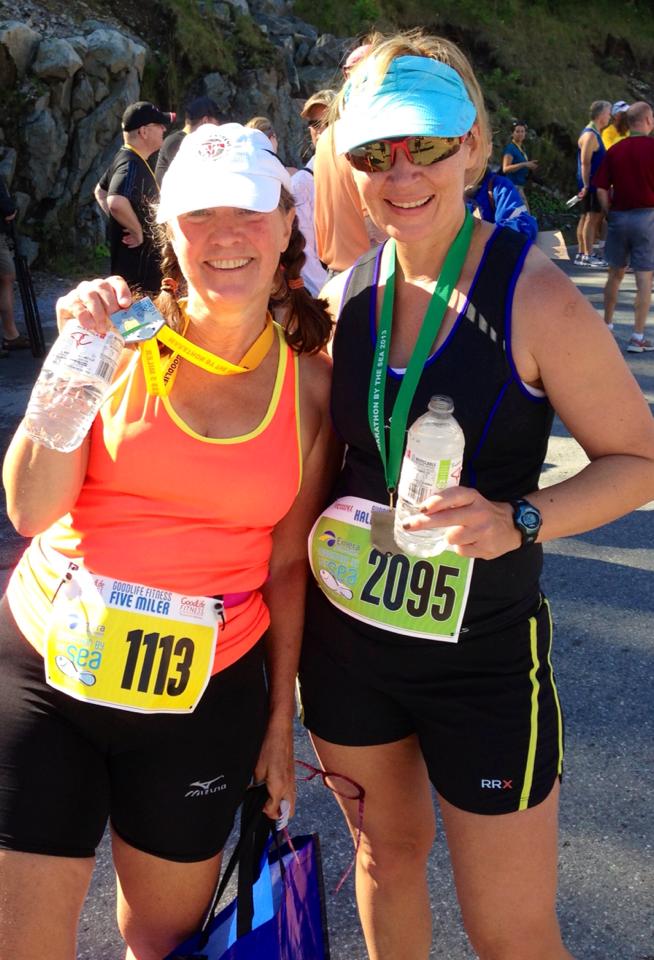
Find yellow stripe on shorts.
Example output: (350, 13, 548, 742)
(544, 598, 564, 776)
(519, 614, 541, 810)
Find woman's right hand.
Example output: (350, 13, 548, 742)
(56, 276, 132, 335)
(526, 160, 539, 170)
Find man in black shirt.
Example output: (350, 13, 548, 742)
(155, 96, 222, 186)
(94, 101, 173, 293)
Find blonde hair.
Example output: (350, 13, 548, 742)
(246, 116, 276, 140)
(301, 89, 337, 118)
(335, 29, 491, 185)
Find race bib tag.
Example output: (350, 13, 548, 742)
(370, 506, 399, 555)
(44, 566, 220, 713)
(112, 298, 166, 343)
(309, 497, 474, 642)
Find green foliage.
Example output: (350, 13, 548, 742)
(294, 0, 381, 36)
(232, 14, 275, 69)
(159, 0, 236, 76)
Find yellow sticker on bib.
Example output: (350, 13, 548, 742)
(44, 566, 221, 713)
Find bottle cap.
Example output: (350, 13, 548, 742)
(428, 395, 454, 415)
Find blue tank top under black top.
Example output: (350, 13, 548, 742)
(330, 227, 554, 635)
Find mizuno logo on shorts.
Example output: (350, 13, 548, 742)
(185, 775, 226, 798)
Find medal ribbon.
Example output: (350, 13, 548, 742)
(140, 311, 275, 397)
(367, 210, 474, 503)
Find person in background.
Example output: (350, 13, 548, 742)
(0, 174, 30, 357)
(245, 117, 297, 176)
(313, 43, 385, 278)
(298, 32, 654, 960)
(601, 100, 630, 151)
(594, 101, 654, 351)
(0, 123, 334, 960)
(466, 165, 538, 241)
(502, 121, 538, 209)
(94, 101, 173, 293)
(291, 90, 336, 296)
(155, 96, 222, 186)
(574, 99, 611, 268)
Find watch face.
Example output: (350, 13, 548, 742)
(521, 508, 541, 531)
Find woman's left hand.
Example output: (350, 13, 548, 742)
(401, 485, 522, 560)
(253, 712, 296, 823)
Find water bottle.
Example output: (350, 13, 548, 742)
(393, 395, 465, 558)
(23, 322, 124, 453)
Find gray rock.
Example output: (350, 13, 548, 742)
(0, 20, 40, 78)
(71, 72, 95, 120)
(65, 36, 89, 61)
(32, 37, 83, 80)
(92, 77, 110, 104)
(13, 190, 30, 223)
(16, 233, 39, 266)
(202, 72, 237, 112)
(23, 107, 68, 201)
(212, 3, 232, 24)
(85, 28, 134, 77)
(49, 77, 74, 115)
(307, 33, 348, 67)
(297, 63, 341, 96)
(0, 147, 17, 185)
(222, 0, 250, 14)
(248, 0, 290, 13)
(294, 38, 312, 65)
(128, 39, 147, 80)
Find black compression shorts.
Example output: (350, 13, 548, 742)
(0, 596, 268, 861)
(298, 582, 564, 815)
(580, 189, 603, 214)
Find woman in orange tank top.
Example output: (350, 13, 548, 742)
(1, 124, 337, 960)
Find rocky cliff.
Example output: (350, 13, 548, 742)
(1, 0, 653, 265)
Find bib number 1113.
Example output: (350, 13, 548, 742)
(121, 629, 194, 697)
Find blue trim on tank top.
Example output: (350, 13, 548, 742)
(503, 238, 547, 402)
(368, 227, 504, 380)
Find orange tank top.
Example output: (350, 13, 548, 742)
(7, 322, 302, 674)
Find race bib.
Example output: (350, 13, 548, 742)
(44, 564, 221, 713)
(309, 497, 473, 642)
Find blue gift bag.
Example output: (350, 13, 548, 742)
(167, 786, 330, 960)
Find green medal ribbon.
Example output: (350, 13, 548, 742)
(367, 210, 474, 504)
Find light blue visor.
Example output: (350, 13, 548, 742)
(335, 55, 477, 155)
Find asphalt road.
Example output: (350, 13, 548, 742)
(0, 257, 652, 960)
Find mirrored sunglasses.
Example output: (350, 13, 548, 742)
(346, 135, 464, 173)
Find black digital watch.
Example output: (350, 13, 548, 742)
(509, 498, 542, 547)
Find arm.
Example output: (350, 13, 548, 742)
(106, 195, 143, 246)
(2, 277, 133, 535)
(256, 351, 341, 818)
(502, 150, 538, 175)
(94, 183, 110, 217)
(405, 248, 654, 556)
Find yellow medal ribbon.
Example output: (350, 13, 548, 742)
(139, 306, 275, 397)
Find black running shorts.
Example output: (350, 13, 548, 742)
(298, 582, 564, 815)
(0, 596, 268, 861)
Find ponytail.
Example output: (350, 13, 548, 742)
(275, 187, 333, 354)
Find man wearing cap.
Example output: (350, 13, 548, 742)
(602, 100, 630, 151)
(94, 101, 172, 292)
(594, 101, 654, 352)
(155, 96, 222, 186)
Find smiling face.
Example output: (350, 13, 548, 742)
(169, 204, 294, 314)
(351, 127, 481, 245)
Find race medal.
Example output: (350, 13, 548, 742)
(309, 497, 473, 643)
(370, 507, 399, 555)
(44, 566, 221, 713)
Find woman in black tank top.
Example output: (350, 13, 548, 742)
(299, 32, 654, 960)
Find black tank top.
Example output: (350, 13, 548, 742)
(330, 227, 554, 634)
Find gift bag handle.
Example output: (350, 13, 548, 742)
(198, 784, 275, 946)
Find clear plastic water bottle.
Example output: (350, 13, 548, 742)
(393, 395, 465, 557)
(23, 322, 124, 453)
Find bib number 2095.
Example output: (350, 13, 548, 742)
(361, 549, 459, 621)
(121, 629, 194, 697)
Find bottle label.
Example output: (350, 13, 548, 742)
(309, 496, 474, 643)
(45, 328, 123, 383)
(398, 449, 463, 506)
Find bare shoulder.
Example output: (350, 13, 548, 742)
(297, 350, 333, 458)
(514, 244, 597, 340)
